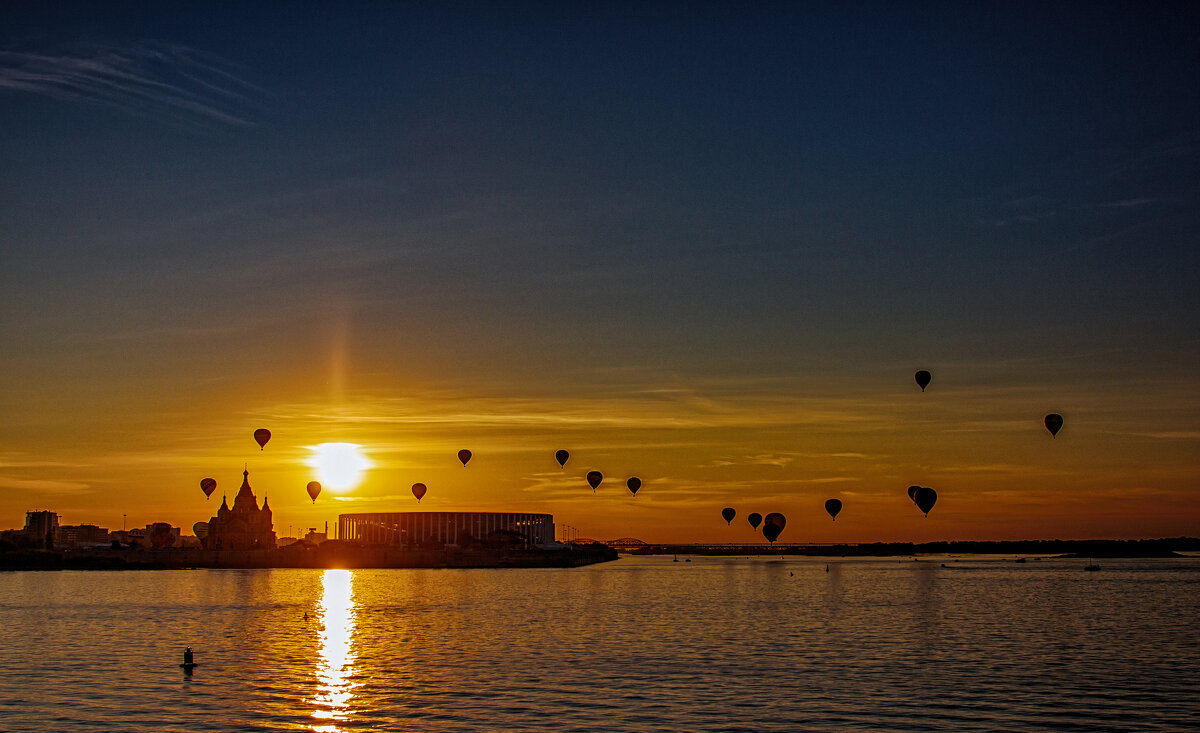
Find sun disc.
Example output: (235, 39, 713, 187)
(309, 443, 370, 491)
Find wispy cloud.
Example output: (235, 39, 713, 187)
(0, 453, 90, 470)
(1100, 198, 1158, 209)
(0, 43, 265, 127)
(0, 475, 91, 494)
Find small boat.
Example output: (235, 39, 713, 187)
(1084, 559, 1101, 571)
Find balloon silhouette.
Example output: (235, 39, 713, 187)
(762, 519, 784, 543)
(825, 498, 842, 521)
(907, 485, 920, 503)
(627, 477, 641, 495)
(1045, 413, 1064, 438)
(748, 512, 762, 531)
(915, 370, 932, 391)
(721, 507, 736, 525)
(458, 449, 472, 467)
(192, 521, 209, 540)
(556, 450, 569, 468)
(586, 471, 603, 492)
(764, 512, 786, 532)
(306, 481, 321, 504)
(253, 428, 271, 450)
(200, 477, 217, 499)
(412, 482, 427, 502)
(914, 486, 937, 516)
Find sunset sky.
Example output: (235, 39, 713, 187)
(2, 2, 1197, 543)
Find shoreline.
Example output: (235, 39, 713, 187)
(628, 537, 1197, 558)
(4, 537, 1195, 571)
(0, 541, 619, 571)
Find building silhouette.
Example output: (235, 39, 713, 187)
(203, 470, 276, 550)
(24, 511, 59, 549)
(57, 524, 110, 548)
(338, 512, 554, 548)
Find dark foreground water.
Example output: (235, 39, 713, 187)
(1, 555, 1197, 732)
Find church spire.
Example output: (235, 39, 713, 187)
(233, 468, 259, 511)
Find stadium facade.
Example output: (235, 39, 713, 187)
(338, 512, 555, 547)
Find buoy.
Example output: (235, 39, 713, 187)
(180, 646, 198, 671)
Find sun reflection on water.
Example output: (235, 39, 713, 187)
(310, 569, 358, 732)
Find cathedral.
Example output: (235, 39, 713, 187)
(204, 469, 277, 550)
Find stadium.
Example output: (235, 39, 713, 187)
(337, 512, 555, 548)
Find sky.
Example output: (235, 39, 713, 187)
(1, 1, 1197, 543)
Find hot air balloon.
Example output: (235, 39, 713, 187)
(200, 477, 217, 499)
(555, 450, 569, 468)
(915, 370, 932, 391)
(253, 428, 271, 450)
(748, 512, 762, 531)
(627, 477, 641, 496)
(914, 486, 937, 516)
(1044, 413, 1064, 438)
(412, 482, 427, 502)
(907, 485, 920, 503)
(192, 521, 209, 540)
(825, 498, 842, 521)
(721, 507, 736, 525)
(586, 471, 603, 492)
(458, 449, 472, 467)
(762, 513, 786, 543)
(306, 481, 321, 504)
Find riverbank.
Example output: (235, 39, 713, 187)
(628, 537, 1199, 558)
(0, 541, 619, 571)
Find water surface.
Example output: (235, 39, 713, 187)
(1, 555, 1197, 731)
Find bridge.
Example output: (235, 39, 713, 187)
(600, 539, 856, 554)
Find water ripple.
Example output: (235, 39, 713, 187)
(1, 557, 1198, 731)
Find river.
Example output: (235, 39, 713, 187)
(1, 555, 1197, 731)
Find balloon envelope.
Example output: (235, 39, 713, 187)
(907, 485, 920, 503)
(412, 482, 427, 502)
(764, 512, 786, 532)
(192, 521, 209, 540)
(200, 477, 216, 499)
(721, 507, 736, 525)
(306, 481, 321, 504)
(1045, 413, 1064, 437)
(915, 370, 932, 391)
(748, 512, 762, 530)
(458, 449, 472, 466)
(914, 486, 937, 516)
(555, 450, 569, 468)
(253, 428, 271, 450)
(586, 471, 603, 491)
(627, 477, 641, 495)
(762, 522, 783, 543)
(825, 498, 842, 520)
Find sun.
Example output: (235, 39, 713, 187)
(309, 443, 371, 491)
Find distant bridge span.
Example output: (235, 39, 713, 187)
(601, 540, 856, 554)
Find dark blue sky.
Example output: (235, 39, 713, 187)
(1, 2, 1197, 537)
